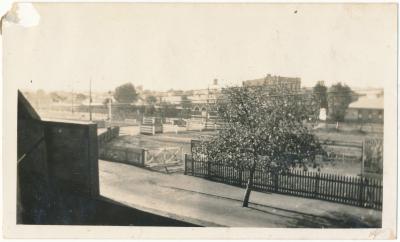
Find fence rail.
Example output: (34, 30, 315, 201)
(146, 147, 183, 165)
(98, 126, 120, 148)
(184, 155, 382, 210)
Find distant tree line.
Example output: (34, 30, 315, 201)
(313, 82, 358, 123)
(23, 80, 359, 124)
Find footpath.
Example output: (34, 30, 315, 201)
(99, 160, 381, 228)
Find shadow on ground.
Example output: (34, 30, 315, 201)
(164, 185, 381, 228)
(249, 206, 381, 228)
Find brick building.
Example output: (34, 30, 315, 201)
(242, 74, 301, 92)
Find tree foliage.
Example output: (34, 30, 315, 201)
(313, 82, 328, 110)
(327, 83, 356, 122)
(75, 93, 87, 103)
(159, 101, 179, 121)
(145, 95, 158, 105)
(144, 95, 158, 116)
(50, 92, 67, 103)
(181, 95, 192, 119)
(181, 95, 191, 108)
(102, 97, 112, 106)
(193, 85, 323, 206)
(113, 83, 139, 104)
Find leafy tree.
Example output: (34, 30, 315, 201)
(194, 86, 323, 207)
(102, 97, 112, 106)
(327, 83, 356, 123)
(50, 92, 67, 103)
(75, 93, 87, 103)
(159, 101, 179, 121)
(181, 95, 192, 119)
(313, 82, 328, 110)
(113, 83, 139, 104)
(145, 95, 158, 105)
(181, 95, 191, 108)
(144, 95, 157, 116)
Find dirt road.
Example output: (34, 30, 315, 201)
(99, 160, 381, 228)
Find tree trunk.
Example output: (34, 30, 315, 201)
(242, 164, 256, 207)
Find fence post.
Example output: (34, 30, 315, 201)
(191, 155, 194, 176)
(314, 173, 320, 198)
(180, 147, 184, 163)
(358, 176, 365, 207)
(124, 150, 128, 164)
(141, 149, 146, 167)
(238, 169, 243, 186)
(207, 159, 211, 178)
(274, 171, 278, 193)
(365, 178, 371, 208)
(361, 141, 365, 176)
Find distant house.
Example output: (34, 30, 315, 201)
(344, 96, 384, 123)
(150, 79, 222, 114)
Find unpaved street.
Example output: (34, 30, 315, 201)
(99, 160, 381, 228)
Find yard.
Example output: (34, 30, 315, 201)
(99, 123, 382, 176)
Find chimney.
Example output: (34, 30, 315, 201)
(213, 78, 218, 86)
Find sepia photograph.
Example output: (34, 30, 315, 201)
(1, 2, 397, 239)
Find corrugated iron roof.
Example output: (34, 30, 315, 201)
(349, 96, 383, 110)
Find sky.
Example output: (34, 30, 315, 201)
(3, 3, 397, 92)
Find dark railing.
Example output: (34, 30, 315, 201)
(98, 126, 120, 148)
(184, 155, 382, 210)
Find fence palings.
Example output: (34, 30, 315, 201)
(98, 126, 120, 148)
(184, 155, 382, 210)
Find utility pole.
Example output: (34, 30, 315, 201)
(89, 79, 93, 121)
(205, 85, 210, 129)
(108, 91, 112, 122)
(361, 141, 365, 176)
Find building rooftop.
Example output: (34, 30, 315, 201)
(243, 74, 301, 87)
(349, 96, 384, 110)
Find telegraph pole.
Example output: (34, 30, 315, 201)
(205, 85, 210, 128)
(108, 91, 112, 122)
